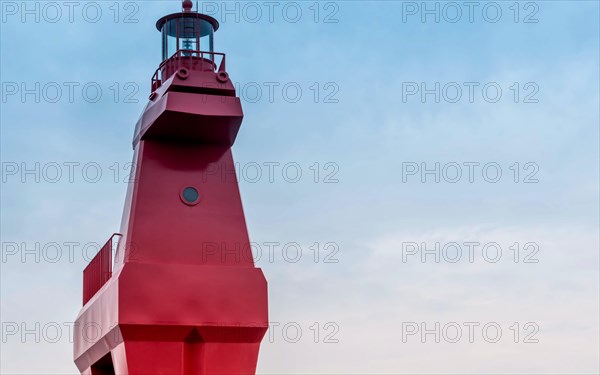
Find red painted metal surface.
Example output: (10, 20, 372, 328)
(73, 2, 268, 374)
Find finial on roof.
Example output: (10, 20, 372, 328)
(182, 0, 193, 12)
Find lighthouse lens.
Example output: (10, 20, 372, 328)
(182, 187, 200, 204)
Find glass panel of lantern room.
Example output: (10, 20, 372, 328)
(162, 17, 214, 60)
(179, 17, 197, 55)
(164, 19, 179, 59)
(162, 25, 168, 60)
(200, 22, 214, 59)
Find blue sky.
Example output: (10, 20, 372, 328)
(1, 1, 599, 373)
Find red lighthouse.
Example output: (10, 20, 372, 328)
(73, 1, 269, 373)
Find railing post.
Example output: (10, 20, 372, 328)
(219, 54, 226, 72)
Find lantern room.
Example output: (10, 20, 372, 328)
(155, 0, 220, 61)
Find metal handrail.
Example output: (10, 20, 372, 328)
(82, 233, 122, 305)
(151, 49, 226, 92)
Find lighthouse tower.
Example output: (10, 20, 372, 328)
(73, 1, 269, 373)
